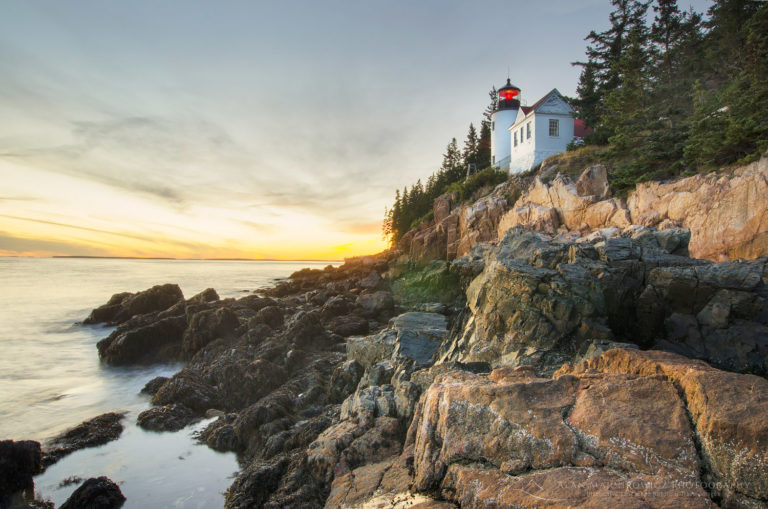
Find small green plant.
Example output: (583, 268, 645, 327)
(445, 167, 507, 202)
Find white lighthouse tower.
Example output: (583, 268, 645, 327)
(491, 78, 521, 171)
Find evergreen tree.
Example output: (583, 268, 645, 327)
(483, 87, 498, 124)
(441, 138, 463, 183)
(462, 123, 479, 171)
(573, 61, 602, 130)
(686, 3, 768, 167)
(477, 121, 492, 169)
(573, 0, 649, 141)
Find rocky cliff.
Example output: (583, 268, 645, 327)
(400, 152, 768, 264)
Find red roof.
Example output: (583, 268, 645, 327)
(574, 119, 593, 138)
(520, 106, 534, 115)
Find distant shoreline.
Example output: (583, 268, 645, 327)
(0, 255, 343, 262)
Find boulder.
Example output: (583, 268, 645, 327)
(139, 376, 169, 396)
(196, 414, 239, 452)
(409, 362, 717, 508)
(224, 455, 291, 509)
(327, 360, 364, 404)
(181, 307, 240, 358)
(389, 313, 446, 368)
(97, 315, 186, 365)
(0, 440, 41, 500)
(136, 404, 198, 432)
(283, 311, 329, 348)
(187, 287, 219, 305)
(252, 306, 284, 329)
(340, 385, 396, 422)
(497, 203, 560, 235)
(320, 296, 353, 319)
(355, 291, 395, 320)
(42, 412, 124, 468)
(84, 284, 183, 325)
(575, 164, 611, 199)
(59, 476, 125, 509)
(359, 271, 382, 290)
(557, 348, 768, 507)
(235, 295, 278, 312)
(151, 369, 219, 413)
(347, 312, 448, 373)
(328, 315, 369, 337)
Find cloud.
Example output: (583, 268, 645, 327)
(338, 221, 382, 236)
(0, 196, 36, 202)
(0, 231, 109, 257)
(0, 214, 202, 252)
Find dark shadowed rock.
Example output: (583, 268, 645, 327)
(84, 284, 183, 325)
(82, 292, 131, 325)
(136, 404, 198, 432)
(97, 315, 186, 365)
(42, 413, 124, 469)
(328, 315, 369, 337)
(327, 360, 364, 404)
(188, 288, 219, 305)
(203, 357, 288, 411)
(196, 414, 239, 452)
(59, 476, 125, 509)
(235, 295, 278, 312)
(355, 291, 394, 320)
(346, 312, 448, 371)
(224, 455, 291, 509)
(139, 376, 169, 396)
(152, 369, 219, 413)
(252, 306, 284, 329)
(181, 307, 240, 358)
(320, 296, 353, 318)
(0, 440, 41, 501)
(283, 311, 328, 348)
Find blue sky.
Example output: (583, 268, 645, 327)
(0, 0, 713, 259)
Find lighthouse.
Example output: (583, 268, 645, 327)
(491, 78, 521, 171)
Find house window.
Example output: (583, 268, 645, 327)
(513, 132, 517, 146)
(526, 122, 531, 139)
(549, 119, 559, 137)
(520, 128, 524, 142)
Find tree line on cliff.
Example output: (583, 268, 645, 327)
(574, 0, 768, 190)
(382, 90, 507, 243)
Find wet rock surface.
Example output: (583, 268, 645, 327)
(84, 284, 183, 326)
(59, 476, 125, 509)
(41, 413, 125, 469)
(0, 440, 41, 506)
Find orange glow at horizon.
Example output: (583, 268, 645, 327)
(0, 159, 389, 261)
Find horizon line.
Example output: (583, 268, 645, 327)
(0, 255, 345, 262)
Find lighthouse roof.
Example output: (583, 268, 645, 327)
(499, 78, 520, 91)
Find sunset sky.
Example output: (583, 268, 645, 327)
(0, 0, 711, 260)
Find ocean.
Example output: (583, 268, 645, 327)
(0, 257, 334, 508)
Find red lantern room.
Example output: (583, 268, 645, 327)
(497, 78, 521, 111)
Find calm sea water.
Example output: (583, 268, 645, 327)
(0, 257, 334, 508)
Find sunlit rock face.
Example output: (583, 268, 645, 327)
(407, 349, 768, 508)
(441, 227, 768, 377)
(402, 154, 768, 265)
(627, 154, 768, 261)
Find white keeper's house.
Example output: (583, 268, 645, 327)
(491, 78, 591, 174)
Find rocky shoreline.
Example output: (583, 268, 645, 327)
(2, 159, 768, 509)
